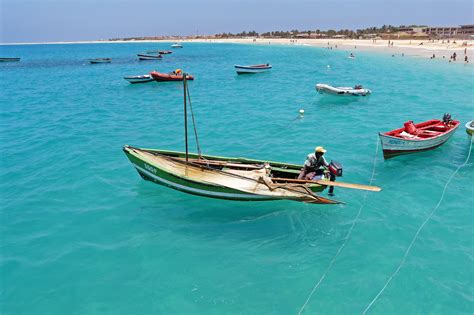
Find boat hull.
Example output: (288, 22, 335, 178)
(90, 58, 111, 64)
(137, 54, 162, 60)
(150, 71, 194, 81)
(0, 57, 20, 62)
(124, 75, 154, 84)
(466, 121, 474, 137)
(379, 126, 458, 159)
(235, 64, 272, 74)
(123, 146, 333, 202)
(315, 84, 371, 96)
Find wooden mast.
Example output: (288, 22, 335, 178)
(183, 72, 189, 163)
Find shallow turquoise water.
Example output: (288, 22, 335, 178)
(1, 42, 473, 314)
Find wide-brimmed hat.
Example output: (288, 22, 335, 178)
(315, 146, 327, 153)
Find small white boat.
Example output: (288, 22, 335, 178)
(234, 64, 272, 74)
(124, 74, 154, 84)
(89, 58, 111, 64)
(137, 54, 162, 60)
(171, 43, 183, 48)
(315, 83, 371, 96)
(466, 120, 474, 137)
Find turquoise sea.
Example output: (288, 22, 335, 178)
(1, 42, 473, 314)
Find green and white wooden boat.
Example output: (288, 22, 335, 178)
(123, 73, 381, 204)
(123, 146, 341, 203)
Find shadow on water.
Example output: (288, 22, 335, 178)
(130, 183, 346, 246)
(316, 95, 366, 106)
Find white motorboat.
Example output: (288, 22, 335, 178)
(315, 83, 371, 96)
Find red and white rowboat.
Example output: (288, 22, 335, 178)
(379, 118, 460, 159)
(150, 71, 194, 82)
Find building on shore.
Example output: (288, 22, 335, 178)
(458, 25, 474, 38)
(422, 26, 459, 37)
(420, 25, 473, 38)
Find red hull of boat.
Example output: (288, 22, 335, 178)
(150, 71, 194, 82)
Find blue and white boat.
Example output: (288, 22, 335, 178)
(89, 58, 111, 64)
(171, 43, 183, 48)
(234, 64, 272, 74)
(137, 54, 162, 61)
(124, 74, 154, 84)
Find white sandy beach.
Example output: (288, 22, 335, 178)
(185, 38, 474, 61)
(2, 38, 473, 61)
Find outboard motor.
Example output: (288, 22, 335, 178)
(443, 113, 453, 125)
(328, 160, 343, 196)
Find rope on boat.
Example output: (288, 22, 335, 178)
(297, 137, 380, 315)
(186, 81, 202, 158)
(362, 138, 473, 315)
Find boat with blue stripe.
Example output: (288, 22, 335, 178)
(234, 64, 272, 74)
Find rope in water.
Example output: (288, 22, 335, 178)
(297, 137, 380, 315)
(362, 138, 473, 314)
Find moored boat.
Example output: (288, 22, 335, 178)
(150, 70, 194, 81)
(379, 114, 460, 159)
(124, 74, 154, 84)
(137, 54, 162, 60)
(89, 58, 111, 64)
(466, 120, 474, 137)
(315, 83, 371, 96)
(0, 57, 20, 62)
(159, 50, 173, 54)
(123, 146, 344, 203)
(235, 64, 272, 74)
(171, 43, 183, 48)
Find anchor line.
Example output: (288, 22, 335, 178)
(362, 139, 473, 315)
(297, 137, 380, 315)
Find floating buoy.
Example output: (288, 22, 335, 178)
(299, 109, 305, 115)
(327, 65, 331, 68)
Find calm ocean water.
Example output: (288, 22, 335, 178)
(1, 42, 473, 314)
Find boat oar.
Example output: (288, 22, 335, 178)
(271, 178, 381, 192)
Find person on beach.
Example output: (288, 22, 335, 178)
(453, 52, 457, 61)
(298, 147, 329, 180)
(465, 56, 469, 63)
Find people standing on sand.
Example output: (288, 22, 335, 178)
(465, 56, 469, 63)
(431, 54, 435, 59)
(453, 52, 457, 61)
(465, 48, 467, 55)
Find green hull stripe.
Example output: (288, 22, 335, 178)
(134, 164, 276, 200)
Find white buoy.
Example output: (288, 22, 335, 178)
(327, 65, 331, 68)
(299, 109, 304, 115)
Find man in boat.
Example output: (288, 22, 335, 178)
(298, 146, 329, 180)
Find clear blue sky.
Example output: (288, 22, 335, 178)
(1, 0, 473, 43)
